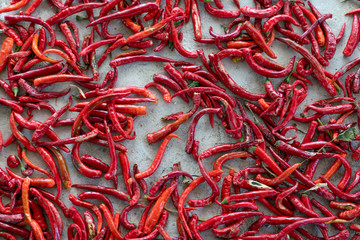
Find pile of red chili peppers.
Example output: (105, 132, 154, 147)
(1, 0, 360, 239)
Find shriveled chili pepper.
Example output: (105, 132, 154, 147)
(243, 48, 295, 78)
(298, 4, 325, 46)
(308, 1, 336, 60)
(32, 96, 72, 143)
(204, 2, 240, 18)
(72, 184, 130, 201)
(343, 14, 360, 56)
(10, 112, 35, 151)
(30, 188, 62, 240)
(277, 37, 337, 96)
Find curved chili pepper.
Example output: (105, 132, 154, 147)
(136, 134, 180, 179)
(178, 170, 222, 236)
(5, 15, 55, 47)
(21, 149, 51, 179)
(186, 108, 220, 153)
(0, 0, 31, 13)
(69, 194, 102, 235)
(0, 38, 14, 73)
(46, 2, 106, 25)
(99, 204, 123, 239)
(308, 1, 336, 60)
(243, 217, 335, 240)
(277, 37, 337, 96)
(263, 14, 300, 35)
(198, 211, 263, 231)
(336, 23, 346, 44)
(103, 119, 118, 187)
(10, 112, 35, 151)
(68, 206, 87, 240)
(170, 21, 198, 58)
(204, 2, 240, 18)
(212, 50, 267, 101)
(243, 48, 295, 78)
(145, 82, 172, 103)
(19, 78, 71, 99)
(35, 146, 62, 200)
(68, 223, 83, 240)
(30, 188, 62, 240)
(149, 170, 193, 196)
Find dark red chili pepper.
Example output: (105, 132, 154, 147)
(263, 14, 300, 35)
(46, 2, 106, 25)
(30, 188, 62, 240)
(336, 23, 346, 44)
(277, 37, 337, 96)
(31, 96, 72, 143)
(19, 78, 71, 99)
(0, 20, 23, 46)
(198, 211, 263, 231)
(69, 194, 102, 234)
(72, 184, 130, 201)
(243, 48, 295, 78)
(149, 170, 192, 196)
(308, 1, 336, 60)
(68, 206, 87, 240)
(5, 15, 55, 47)
(343, 14, 360, 56)
(212, 50, 267, 101)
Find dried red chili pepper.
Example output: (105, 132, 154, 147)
(343, 14, 360, 56)
(136, 134, 180, 179)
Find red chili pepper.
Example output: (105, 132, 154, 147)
(143, 184, 176, 234)
(241, 0, 283, 18)
(204, 2, 240, 18)
(72, 184, 130, 201)
(336, 22, 346, 44)
(136, 134, 180, 179)
(308, 1, 336, 60)
(263, 14, 300, 35)
(99, 204, 123, 239)
(212, 50, 267, 101)
(277, 37, 337, 96)
(0, 38, 14, 73)
(343, 14, 360, 56)
(170, 21, 198, 58)
(69, 194, 102, 235)
(242, 21, 276, 59)
(30, 188, 62, 240)
(46, 2, 106, 25)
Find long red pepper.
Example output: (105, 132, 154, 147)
(136, 134, 180, 179)
(277, 37, 337, 96)
(144, 184, 176, 234)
